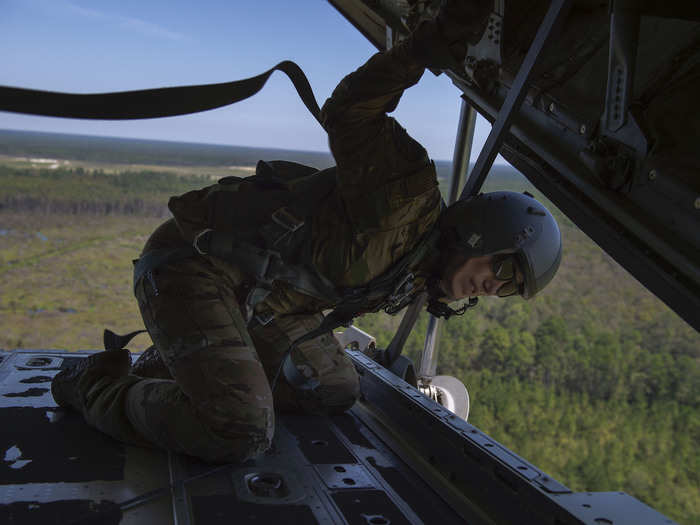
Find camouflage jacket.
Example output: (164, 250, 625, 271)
(154, 40, 443, 317)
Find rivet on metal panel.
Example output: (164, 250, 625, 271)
(535, 473, 571, 493)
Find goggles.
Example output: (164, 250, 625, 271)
(492, 255, 524, 298)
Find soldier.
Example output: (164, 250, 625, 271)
(51, 3, 561, 463)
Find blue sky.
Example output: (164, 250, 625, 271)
(0, 0, 495, 161)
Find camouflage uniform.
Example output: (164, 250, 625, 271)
(78, 39, 442, 463)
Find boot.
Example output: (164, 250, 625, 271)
(132, 345, 173, 380)
(51, 349, 132, 412)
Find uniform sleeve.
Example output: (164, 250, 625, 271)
(320, 40, 439, 232)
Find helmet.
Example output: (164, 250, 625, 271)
(439, 191, 562, 299)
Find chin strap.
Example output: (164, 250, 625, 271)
(424, 276, 479, 320)
(426, 296, 478, 320)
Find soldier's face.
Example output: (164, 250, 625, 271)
(440, 254, 520, 300)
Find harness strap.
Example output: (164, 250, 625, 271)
(194, 229, 340, 303)
(274, 230, 440, 393)
(0, 60, 324, 127)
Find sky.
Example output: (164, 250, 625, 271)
(0, 0, 496, 162)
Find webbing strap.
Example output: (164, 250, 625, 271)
(196, 229, 340, 303)
(273, 231, 440, 393)
(103, 328, 147, 351)
(0, 60, 323, 127)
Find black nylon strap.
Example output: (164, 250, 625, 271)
(103, 328, 147, 351)
(0, 60, 323, 127)
(197, 229, 340, 303)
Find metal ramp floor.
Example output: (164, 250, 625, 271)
(1, 349, 675, 524)
(0, 350, 465, 525)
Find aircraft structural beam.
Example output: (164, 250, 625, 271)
(460, 0, 574, 199)
(419, 98, 477, 381)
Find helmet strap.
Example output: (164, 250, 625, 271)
(426, 296, 478, 320)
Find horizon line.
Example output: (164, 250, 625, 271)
(0, 127, 509, 165)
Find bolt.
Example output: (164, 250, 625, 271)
(548, 102, 555, 112)
(648, 169, 657, 180)
(579, 124, 586, 135)
(695, 197, 700, 209)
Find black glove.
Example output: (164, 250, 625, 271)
(408, 20, 461, 70)
(408, 0, 491, 70)
(436, 0, 492, 45)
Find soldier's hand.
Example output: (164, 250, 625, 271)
(436, 0, 491, 45)
(409, 0, 491, 70)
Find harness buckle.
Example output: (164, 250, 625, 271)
(254, 311, 275, 327)
(255, 247, 282, 284)
(193, 228, 214, 255)
(390, 272, 415, 299)
(271, 207, 304, 234)
(383, 272, 416, 315)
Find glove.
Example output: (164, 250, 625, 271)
(436, 0, 492, 45)
(408, 20, 462, 70)
(408, 0, 491, 70)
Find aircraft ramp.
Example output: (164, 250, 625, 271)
(0, 350, 676, 524)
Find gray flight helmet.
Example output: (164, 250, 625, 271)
(439, 191, 562, 299)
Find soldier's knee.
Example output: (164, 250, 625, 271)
(329, 375, 361, 413)
(307, 372, 361, 416)
(124, 379, 275, 464)
(197, 400, 275, 463)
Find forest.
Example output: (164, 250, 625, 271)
(0, 131, 697, 523)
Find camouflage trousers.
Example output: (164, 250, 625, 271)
(81, 255, 359, 463)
